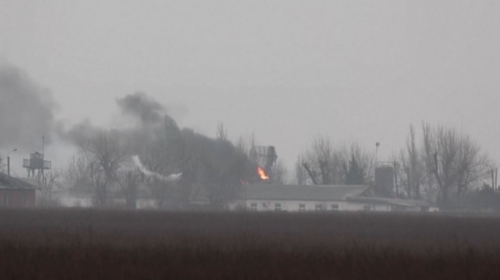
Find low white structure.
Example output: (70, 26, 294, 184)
(346, 196, 439, 212)
(231, 184, 438, 213)
(52, 185, 158, 209)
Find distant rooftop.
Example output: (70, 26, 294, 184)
(241, 184, 370, 202)
(346, 196, 436, 208)
(0, 172, 37, 190)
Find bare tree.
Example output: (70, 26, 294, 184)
(76, 129, 129, 207)
(300, 136, 373, 185)
(130, 115, 185, 209)
(200, 148, 249, 209)
(116, 169, 140, 209)
(235, 136, 249, 155)
(129, 133, 174, 209)
(338, 142, 374, 185)
(64, 154, 90, 189)
(138, 130, 181, 210)
(175, 128, 253, 209)
(455, 136, 490, 197)
(300, 135, 340, 184)
(271, 159, 288, 184)
(234, 133, 256, 158)
(421, 123, 491, 205)
(176, 156, 201, 209)
(215, 122, 228, 141)
(343, 154, 365, 185)
(396, 125, 425, 199)
(139, 142, 178, 209)
(149, 178, 174, 209)
(294, 156, 308, 185)
(174, 129, 204, 209)
(37, 169, 62, 206)
(202, 135, 250, 209)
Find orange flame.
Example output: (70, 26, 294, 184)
(257, 167, 269, 180)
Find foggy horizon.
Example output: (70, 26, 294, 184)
(3, 3, 500, 279)
(2, 0, 500, 175)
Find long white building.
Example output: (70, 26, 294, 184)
(230, 184, 439, 213)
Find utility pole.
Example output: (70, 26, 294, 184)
(492, 169, 495, 191)
(7, 148, 17, 177)
(495, 168, 498, 192)
(42, 135, 45, 182)
(393, 161, 399, 198)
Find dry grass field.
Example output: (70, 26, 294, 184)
(1, 209, 500, 279)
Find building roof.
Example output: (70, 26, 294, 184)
(0, 172, 37, 190)
(241, 184, 370, 201)
(346, 196, 436, 208)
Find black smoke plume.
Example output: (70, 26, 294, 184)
(0, 64, 58, 150)
(0, 65, 255, 190)
(116, 92, 165, 125)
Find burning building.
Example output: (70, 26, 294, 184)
(249, 145, 277, 183)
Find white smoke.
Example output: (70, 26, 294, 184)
(131, 155, 182, 182)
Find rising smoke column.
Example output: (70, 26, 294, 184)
(63, 93, 173, 148)
(114, 92, 178, 146)
(116, 92, 165, 126)
(0, 64, 58, 149)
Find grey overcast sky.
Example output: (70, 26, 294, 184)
(1, 0, 500, 171)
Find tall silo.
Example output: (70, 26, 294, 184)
(374, 164, 395, 198)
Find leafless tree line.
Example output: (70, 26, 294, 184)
(36, 169, 62, 207)
(57, 119, 254, 210)
(14, 84, 490, 210)
(296, 135, 374, 186)
(295, 123, 493, 206)
(394, 123, 492, 205)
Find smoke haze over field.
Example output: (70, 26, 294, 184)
(63, 92, 172, 147)
(0, 66, 187, 173)
(1, 1, 500, 172)
(0, 65, 58, 150)
(4, 4, 500, 278)
(0, 66, 250, 187)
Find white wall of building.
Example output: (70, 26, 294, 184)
(55, 196, 439, 212)
(230, 200, 437, 213)
(57, 197, 158, 209)
(230, 200, 394, 212)
(58, 196, 93, 207)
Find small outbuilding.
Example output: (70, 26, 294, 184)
(0, 172, 37, 207)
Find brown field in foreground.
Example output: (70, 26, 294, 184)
(1, 209, 500, 279)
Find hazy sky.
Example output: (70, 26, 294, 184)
(1, 1, 500, 173)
